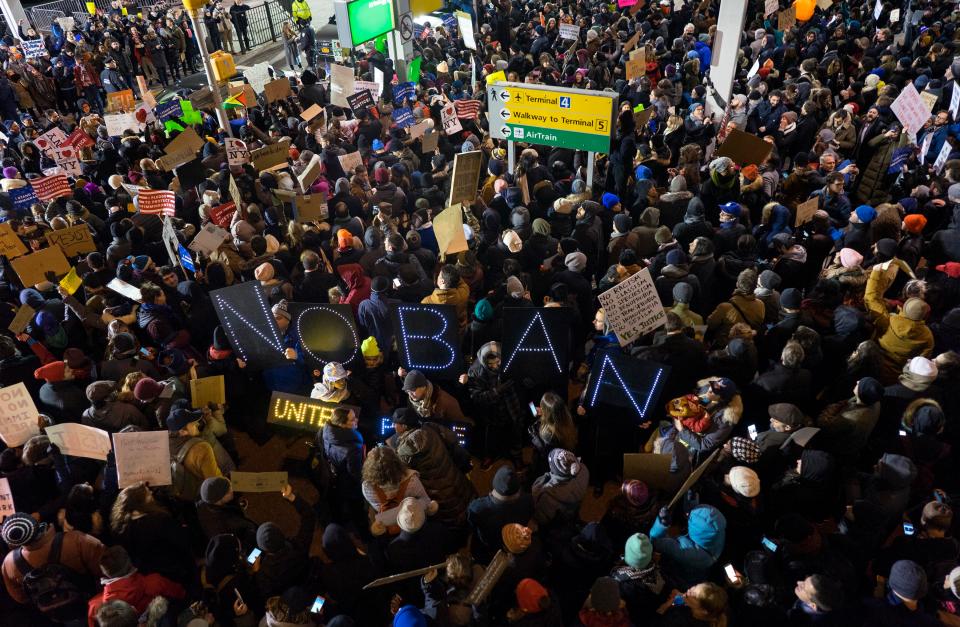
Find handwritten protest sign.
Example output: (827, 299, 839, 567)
(104, 112, 137, 137)
(338, 151, 363, 174)
(264, 78, 292, 103)
(795, 196, 819, 227)
(597, 267, 666, 346)
(11, 245, 70, 286)
(230, 471, 288, 492)
(188, 223, 229, 255)
(892, 83, 932, 138)
(45, 423, 112, 461)
(559, 23, 579, 40)
(433, 205, 469, 256)
(8, 304, 34, 334)
(0, 383, 39, 447)
(47, 224, 96, 257)
(0, 222, 27, 258)
(421, 131, 439, 153)
(245, 62, 273, 94)
(298, 155, 323, 193)
(107, 278, 143, 302)
(0, 478, 14, 521)
(777, 5, 796, 30)
(59, 266, 82, 295)
(294, 194, 327, 223)
(22, 39, 47, 59)
(715, 128, 774, 166)
(190, 375, 226, 408)
(113, 431, 172, 488)
(160, 127, 205, 170)
(225, 138, 249, 166)
(106, 89, 136, 112)
(251, 139, 291, 170)
(447, 151, 483, 207)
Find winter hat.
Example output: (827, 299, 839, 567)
(780, 288, 802, 310)
(624, 533, 653, 569)
(621, 479, 649, 507)
(667, 394, 705, 419)
(589, 577, 621, 613)
(516, 578, 550, 613)
(502, 229, 523, 253)
(493, 466, 520, 497)
(397, 497, 426, 533)
(337, 229, 353, 249)
(34, 361, 67, 383)
(601, 192, 620, 210)
(167, 407, 202, 432)
(769, 402, 804, 428)
(506, 276, 524, 299)
(85, 381, 114, 403)
(548, 448, 581, 477)
(272, 300, 291, 322)
(709, 377, 738, 402)
(565, 252, 587, 272)
(665, 249, 688, 266)
(839, 248, 863, 268)
(254, 262, 275, 282)
(727, 466, 761, 498)
(502, 523, 532, 554)
(876, 238, 898, 258)
(99, 545, 134, 579)
(64, 348, 90, 370)
(686, 505, 726, 557)
(757, 269, 780, 290)
(613, 214, 631, 233)
(256, 522, 286, 553)
(323, 361, 350, 381)
(673, 282, 694, 304)
(903, 214, 927, 234)
(532, 218, 551, 236)
(393, 605, 427, 627)
(1, 513, 44, 548)
(200, 476, 231, 504)
(133, 377, 164, 402)
(371, 276, 390, 293)
(361, 337, 380, 358)
(719, 201, 741, 217)
(905, 356, 937, 378)
(856, 377, 884, 405)
(730, 436, 761, 463)
(902, 298, 929, 321)
(937, 262, 960, 278)
(854, 204, 877, 223)
(474, 299, 494, 322)
(889, 560, 927, 601)
(654, 225, 673, 245)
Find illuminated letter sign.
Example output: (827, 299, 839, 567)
(287, 302, 360, 369)
(391, 304, 462, 378)
(585, 350, 670, 423)
(211, 282, 288, 370)
(267, 391, 361, 431)
(501, 308, 570, 384)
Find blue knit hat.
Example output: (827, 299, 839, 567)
(634, 164, 652, 180)
(854, 204, 877, 223)
(474, 298, 494, 322)
(393, 605, 427, 627)
(602, 192, 620, 210)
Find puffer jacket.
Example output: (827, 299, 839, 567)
(864, 267, 934, 383)
(531, 461, 590, 527)
(676, 378, 743, 465)
(322, 423, 365, 501)
(649, 504, 726, 588)
(395, 423, 474, 526)
(81, 401, 151, 433)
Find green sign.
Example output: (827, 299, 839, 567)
(348, 0, 395, 46)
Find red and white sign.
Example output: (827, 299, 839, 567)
(35, 127, 68, 157)
(137, 189, 177, 217)
(454, 99, 481, 120)
(208, 202, 237, 228)
(441, 103, 463, 135)
(32, 173, 72, 201)
(53, 146, 82, 177)
(66, 129, 95, 150)
(225, 138, 250, 166)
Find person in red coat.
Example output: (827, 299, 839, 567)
(87, 545, 186, 627)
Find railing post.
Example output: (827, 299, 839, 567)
(265, 2, 276, 43)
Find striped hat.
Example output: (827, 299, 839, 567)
(1, 513, 44, 547)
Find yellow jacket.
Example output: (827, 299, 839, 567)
(292, 0, 312, 21)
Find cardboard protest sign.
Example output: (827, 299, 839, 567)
(433, 205, 469, 256)
(251, 139, 291, 171)
(268, 391, 361, 431)
(795, 196, 819, 227)
(107, 89, 136, 113)
(409, 120, 430, 139)
(0, 222, 27, 258)
(300, 103, 323, 122)
(228, 175, 243, 207)
(623, 31, 641, 54)
(765, 0, 778, 15)
(187, 86, 215, 110)
(230, 471, 288, 492)
(46, 224, 96, 257)
(11, 245, 70, 287)
(190, 375, 226, 408)
(287, 302, 360, 368)
(113, 431, 172, 488)
(161, 127, 205, 170)
(597, 267, 666, 346)
(391, 304, 463, 379)
(189, 223, 229, 255)
(298, 155, 323, 193)
(346, 90, 375, 117)
(338, 151, 363, 175)
(626, 56, 645, 80)
(891, 84, 931, 138)
(330, 64, 355, 107)
(920, 91, 938, 113)
(0, 383, 40, 447)
(715, 128, 774, 166)
(107, 278, 143, 302)
(225, 138, 250, 166)
(777, 5, 796, 30)
(447, 151, 483, 207)
(8, 304, 34, 334)
(264, 78, 292, 104)
(137, 190, 177, 217)
(500, 307, 570, 385)
(212, 281, 289, 370)
(0, 477, 14, 521)
(421, 131, 440, 153)
(585, 350, 670, 421)
(137, 76, 156, 108)
(45, 423, 112, 461)
(293, 194, 328, 223)
(623, 453, 677, 491)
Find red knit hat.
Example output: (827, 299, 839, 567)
(34, 361, 66, 383)
(516, 578, 549, 614)
(903, 214, 927, 234)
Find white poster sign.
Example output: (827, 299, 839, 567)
(559, 23, 579, 40)
(456, 10, 475, 49)
(113, 431, 172, 488)
(225, 138, 250, 166)
(597, 267, 666, 346)
(891, 83, 932, 138)
(0, 383, 39, 447)
(0, 477, 14, 521)
(441, 103, 463, 135)
(45, 423, 112, 461)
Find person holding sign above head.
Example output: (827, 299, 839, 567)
(257, 300, 310, 395)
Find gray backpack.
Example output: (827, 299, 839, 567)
(170, 437, 204, 500)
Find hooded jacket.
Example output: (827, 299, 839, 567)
(87, 570, 185, 627)
(322, 423, 365, 500)
(395, 423, 475, 526)
(531, 459, 590, 527)
(338, 264, 371, 316)
(649, 504, 726, 588)
(671, 197, 714, 249)
(864, 267, 934, 382)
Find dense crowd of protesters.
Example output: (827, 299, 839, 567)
(0, 0, 960, 625)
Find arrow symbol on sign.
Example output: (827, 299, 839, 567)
(497, 90, 510, 101)
(499, 109, 511, 120)
(499, 126, 511, 137)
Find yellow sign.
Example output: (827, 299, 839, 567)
(495, 85, 612, 136)
(486, 70, 506, 85)
(59, 267, 82, 295)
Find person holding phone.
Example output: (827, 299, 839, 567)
(252, 484, 317, 598)
(201, 534, 263, 625)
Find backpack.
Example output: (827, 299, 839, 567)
(13, 533, 88, 622)
(170, 437, 204, 501)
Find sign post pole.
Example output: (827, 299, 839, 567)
(186, 7, 233, 136)
(507, 140, 515, 175)
(586, 151, 595, 189)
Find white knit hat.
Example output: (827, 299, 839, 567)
(397, 497, 425, 533)
(728, 466, 760, 498)
(906, 356, 938, 379)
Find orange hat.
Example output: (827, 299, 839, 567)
(337, 229, 353, 249)
(516, 578, 549, 614)
(288, 146, 300, 160)
(34, 361, 66, 383)
(666, 394, 705, 419)
(903, 214, 927, 234)
(741, 164, 759, 180)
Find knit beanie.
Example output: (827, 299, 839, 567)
(1, 513, 44, 548)
(548, 448, 581, 477)
(727, 466, 761, 497)
(589, 577, 621, 613)
(902, 298, 929, 321)
(889, 560, 927, 601)
(903, 214, 927, 234)
(624, 533, 653, 569)
(493, 465, 520, 496)
(839, 248, 863, 268)
(502, 523, 532, 554)
(133, 377, 164, 402)
(397, 497, 425, 533)
(200, 476, 231, 504)
(361, 337, 381, 358)
(532, 218, 551, 236)
(621, 479, 649, 507)
(516, 579, 549, 613)
(393, 605, 427, 627)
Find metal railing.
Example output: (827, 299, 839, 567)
(242, 1, 290, 47)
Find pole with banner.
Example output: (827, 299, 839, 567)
(183, 0, 232, 136)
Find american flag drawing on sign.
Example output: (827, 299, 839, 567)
(138, 189, 177, 217)
(31, 174, 72, 201)
(454, 100, 482, 120)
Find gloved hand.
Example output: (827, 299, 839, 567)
(658, 506, 672, 527)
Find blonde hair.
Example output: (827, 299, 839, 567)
(538, 392, 578, 450)
(116, 371, 147, 402)
(686, 582, 728, 627)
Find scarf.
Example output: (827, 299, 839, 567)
(710, 169, 736, 190)
(411, 380, 435, 417)
(314, 377, 350, 402)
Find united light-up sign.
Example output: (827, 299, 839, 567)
(267, 391, 361, 431)
(334, 0, 396, 48)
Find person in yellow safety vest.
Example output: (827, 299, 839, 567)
(291, 0, 311, 26)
